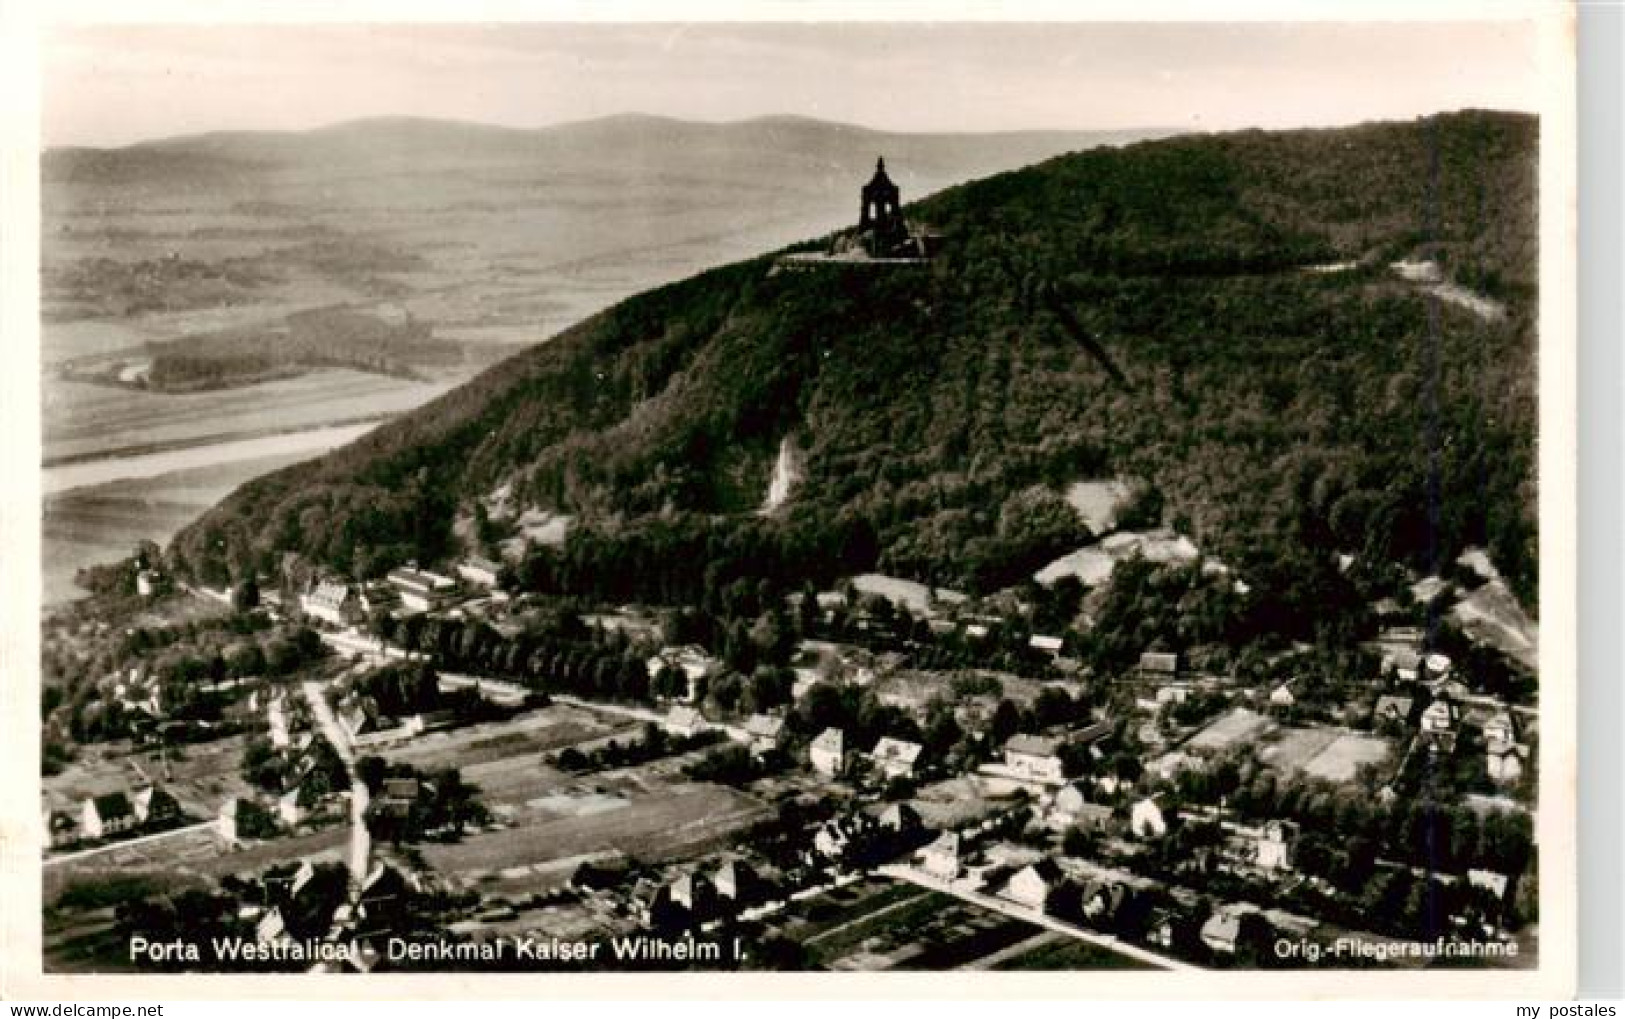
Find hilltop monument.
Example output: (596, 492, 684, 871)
(857, 158, 906, 254)
(774, 157, 940, 271)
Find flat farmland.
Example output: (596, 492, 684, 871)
(420, 780, 768, 882)
(777, 879, 1154, 972)
(387, 702, 632, 773)
(44, 369, 454, 467)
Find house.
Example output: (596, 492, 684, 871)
(1486, 740, 1527, 785)
(810, 727, 845, 777)
(1423, 652, 1454, 680)
(1468, 868, 1511, 902)
(1269, 682, 1296, 708)
(131, 785, 182, 827)
(1028, 634, 1065, 657)
(1373, 695, 1414, 726)
(812, 814, 883, 862)
(256, 906, 289, 946)
(1003, 858, 1065, 911)
(218, 797, 276, 843)
(713, 859, 760, 903)
(1075, 805, 1121, 836)
(870, 737, 924, 779)
(1079, 880, 1130, 923)
(386, 566, 456, 613)
(919, 831, 962, 880)
(1003, 734, 1065, 785)
(455, 556, 502, 588)
(81, 791, 136, 839)
(1483, 711, 1518, 746)
(663, 706, 708, 739)
(1422, 700, 1458, 733)
(378, 777, 421, 821)
(1255, 820, 1298, 872)
(1418, 699, 1460, 754)
(43, 808, 79, 849)
(876, 802, 922, 833)
(136, 569, 162, 598)
(300, 580, 359, 627)
(356, 863, 415, 937)
(1145, 907, 1184, 950)
(1071, 719, 1113, 746)
(267, 695, 292, 749)
(1129, 796, 1169, 838)
(644, 645, 721, 701)
(1200, 906, 1247, 955)
(1053, 782, 1092, 817)
(744, 714, 786, 756)
(1137, 651, 1180, 679)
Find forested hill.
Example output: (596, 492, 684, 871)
(170, 110, 1538, 622)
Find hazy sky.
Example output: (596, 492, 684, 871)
(44, 21, 1542, 148)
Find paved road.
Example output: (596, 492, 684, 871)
(300, 679, 370, 885)
(877, 863, 1200, 972)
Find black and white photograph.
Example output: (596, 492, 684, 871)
(5, 3, 1579, 997)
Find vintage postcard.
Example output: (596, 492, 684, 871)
(0, 0, 1578, 999)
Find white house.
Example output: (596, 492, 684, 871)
(456, 556, 502, 588)
(1421, 699, 1457, 734)
(300, 580, 357, 627)
(387, 566, 455, 613)
(870, 737, 924, 779)
(1028, 634, 1065, 657)
(1255, 820, 1298, 872)
(810, 728, 845, 777)
(664, 706, 708, 739)
(1003, 859, 1065, 911)
(1483, 711, 1517, 746)
(744, 714, 786, 756)
(1486, 740, 1527, 785)
(1003, 734, 1065, 785)
(919, 832, 962, 880)
(81, 791, 136, 839)
(1269, 682, 1297, 708)
(1130, 796, 1169, 838)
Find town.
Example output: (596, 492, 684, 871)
(40, 482, 1539, 974)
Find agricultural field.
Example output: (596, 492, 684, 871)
(44, 369, 453, 466)
(908, 774, 1019, 829)
(1180, 708, 1392, 783)
(775, 879, 1147, 971)
(1276, 729, 1392, 783)
(386, 702, 631, 772)
(420, 780, 768, 893)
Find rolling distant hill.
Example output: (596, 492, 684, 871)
(45, 113, 1158, 191)
(169, 111, 1538, 630)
